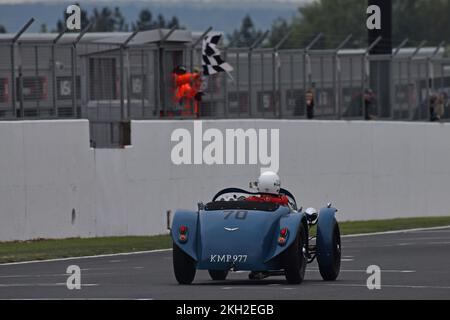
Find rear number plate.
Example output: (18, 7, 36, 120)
(210, 254, 248, 263)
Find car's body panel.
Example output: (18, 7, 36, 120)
(171, 205, 305, 271)
(171, 209, 199, 261)
(264, 211, 304, 263)
(316, 207, 338, 266)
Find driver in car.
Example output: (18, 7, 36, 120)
(246, 171, 289, 206)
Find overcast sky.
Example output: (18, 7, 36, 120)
(0, 0, 314, 4)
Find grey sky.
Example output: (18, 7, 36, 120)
(0, 0, 314, 4)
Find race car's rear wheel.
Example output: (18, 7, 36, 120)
(173, 242, 196, 284)
(318, 222, 341, 281)
(208, 270, 228, 280)
(283, 223, 307, 284)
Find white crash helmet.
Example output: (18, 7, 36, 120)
(257, 171, 281, 195)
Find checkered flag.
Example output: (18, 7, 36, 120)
(202, 33, 233, 76)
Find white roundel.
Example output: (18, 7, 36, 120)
(257, 171, 281, 195)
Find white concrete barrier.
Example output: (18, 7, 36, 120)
(1, 119, 449, 241)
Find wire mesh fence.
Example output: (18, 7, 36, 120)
(1, 29, 450, 147)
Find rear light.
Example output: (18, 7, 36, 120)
(178, 225, 188, 243)
(179, 225, 187, 234)
(278, 228, 289, 246)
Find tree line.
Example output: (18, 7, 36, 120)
(0, 7, 180, 34)
(1, 0, 449, 50)
(55, 7, 180, 33)
(230, 0, 450, 49)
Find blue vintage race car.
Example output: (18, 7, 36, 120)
(171, 186, 341, 284)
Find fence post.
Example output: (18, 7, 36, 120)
(223, 47, 228, 118)
(10, 18, 34, 119)
(334, 35, 352, 119)
(18, 43, 24, 118)
(274, 29, 294, 118)
(10, 43, 15, 118)
(364, 36, 382, 119)
(407, 40, 426, 120)
(427, 41, 445, 121)
(272, 50, 277, 118)
(52, 29, 66, 118)
(248, 31, 269, 117)
(391, 38, 409, 119)
(119, 46, 125, 120)
(409, 40, 430, 119)
(305, 33, 323, 88)
(158, 27, 177, 117)
(273, 28, 293, 118)
(121, 29, 139, 120)
(71, 22, 92, 118)
(248, 48, 253, 117)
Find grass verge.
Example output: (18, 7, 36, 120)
(1, 216, 449, 264)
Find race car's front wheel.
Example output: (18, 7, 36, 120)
(208, 270, 228, 280)
(173, 242, 196, 284)
(318, 221, 341, 281)
(283, 223, 307, 284)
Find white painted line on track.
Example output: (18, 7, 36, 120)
(0, 248, 172, 266)
(0, 283, 99, 287)
(310, 283, 450, 290)
(0, 272, 114, 279)
(306, 269, 416, 273)
(7, 298, 153, 300)
(0, 274, 67, 278)
(342, 225, 450, 238)
(1, 225, 449, 266)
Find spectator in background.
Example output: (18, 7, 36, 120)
(440, 91, 450, 119)
(343, 88, 375, 119)
(363, 88, 375, 120)
(430, 92, 444, 122)
(305, 89, 315, 119)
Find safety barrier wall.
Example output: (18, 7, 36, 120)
(1, 119, 449, 241)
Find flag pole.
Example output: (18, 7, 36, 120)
(225, 71, 235, 86)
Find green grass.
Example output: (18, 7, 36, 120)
(0, 235, 171, 264)
(1, 216, 450, 264)
(339, 216, 450, 235)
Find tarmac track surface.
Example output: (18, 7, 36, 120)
(1, 227, 450, 300)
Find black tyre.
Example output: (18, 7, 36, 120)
(173, 242, 196, 284)
(283, 223, 307, 284)
(318, 222, 341, 281)
(208, 270, 228, 280)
